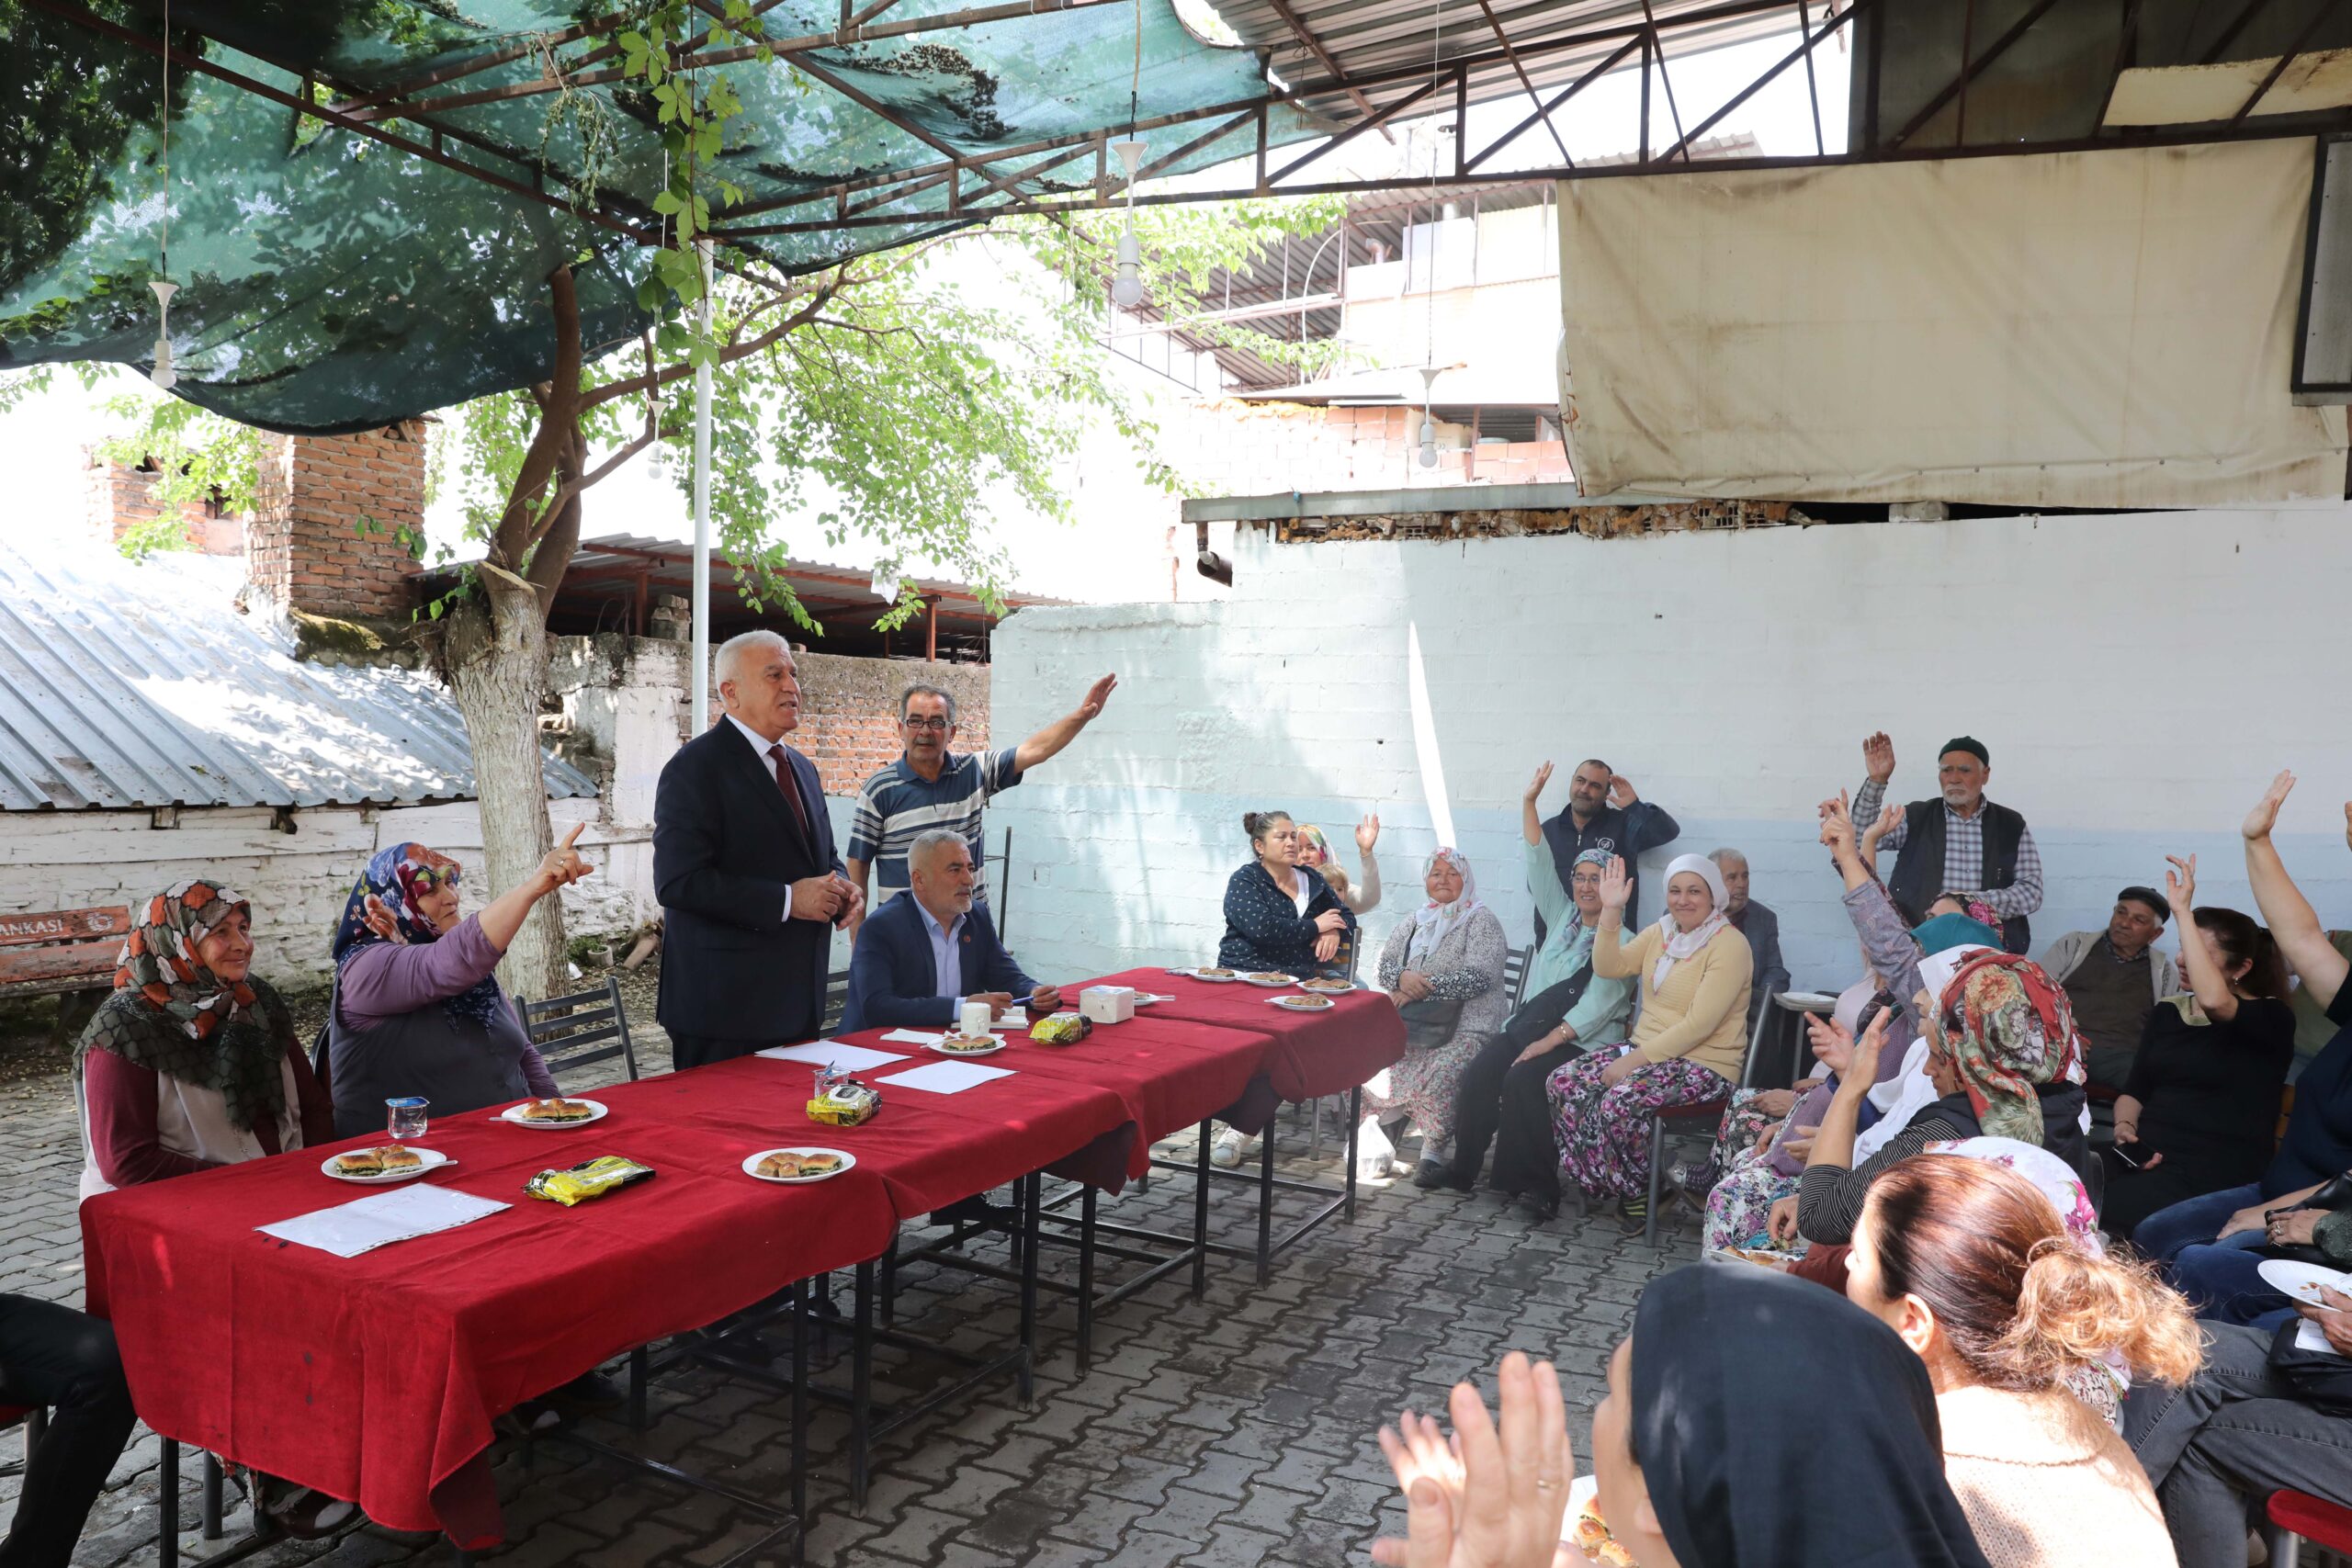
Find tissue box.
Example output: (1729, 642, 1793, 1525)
(1078, 985, 1136, 1024)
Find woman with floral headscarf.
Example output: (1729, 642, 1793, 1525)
(74, 880, 332, 1201)
(1366, 848, 1508, 1185)
(1778, 949, 2089, 1251)
(1547, 852, 1753, 1230)
(325, 829, 592, 1139)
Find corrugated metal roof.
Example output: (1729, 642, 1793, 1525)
(0, 544, 597, 813)
(1213, 0, 1800, 128)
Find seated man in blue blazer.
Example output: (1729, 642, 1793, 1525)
(843, 829, 1064, 1032)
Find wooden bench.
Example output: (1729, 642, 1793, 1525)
(0, 905, 130, 1045)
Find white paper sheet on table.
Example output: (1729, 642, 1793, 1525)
(758, 1041, 910, 1072)
(258, 1185, 508, 1258)
(876, 1060, 1016, 1094)
(879, 1029, 946, 1045)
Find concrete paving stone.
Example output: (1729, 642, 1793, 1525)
(1035, 1495, 1148, 1551)
(964, 1432, 1066, 1480)
(1178, 1517, 1289, 1567)
(1134, 1483, 1236, 1538)
(948, 1495, 1068, 1560)
(862, 1502, 967, 1563)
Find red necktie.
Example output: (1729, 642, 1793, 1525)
(766, 743, 812, 844)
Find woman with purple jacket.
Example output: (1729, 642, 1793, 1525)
(325, 830, 592, 1138)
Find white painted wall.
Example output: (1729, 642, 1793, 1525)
(0, 799, 653, 990)
(985, 509, 2352, 997)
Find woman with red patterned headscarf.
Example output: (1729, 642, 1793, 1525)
(71, 880, 331, 1201)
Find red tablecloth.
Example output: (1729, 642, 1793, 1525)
(79, 996, 1385, 1545)
(1085, 968, 1406, 1103)
(842, 1012, 1279, 1178)
(82, 1070, 902, 1542)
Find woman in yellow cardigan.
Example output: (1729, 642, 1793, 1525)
(1547, 852, 1752, 1229)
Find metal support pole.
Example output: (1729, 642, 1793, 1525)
(1191, 1119, 1211, 1299)
(689, 238, 715, 733)
(159, 1440, 179, 1568)
(1077, 1184, 1098, 1372)
(1017, 1172, 1040, 1407)
(1257, 1115, 1276, 1287)
(791, 1277, 808, 1568)
(202, 1452, 224, 1539)
(850, 1258, 875, 1514)
(1344, 1086, 1362, 1223)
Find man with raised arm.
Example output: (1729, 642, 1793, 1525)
(1852, 732, 2042, 953)
(845, 673, 1117, 935)
(1533, 757, 1679, 937)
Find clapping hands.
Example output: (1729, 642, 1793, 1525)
(1372, 1352, 1577, 1568)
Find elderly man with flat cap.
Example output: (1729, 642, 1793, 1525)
(1852, 732, 2043, 953)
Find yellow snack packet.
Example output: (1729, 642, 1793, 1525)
(525, 1155, 656, 1206)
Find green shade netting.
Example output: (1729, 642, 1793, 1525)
(0, 0, 1319, 433)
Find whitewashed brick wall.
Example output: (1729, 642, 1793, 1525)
(986, 508, 2352, 996)
(0, 799, 651, 990)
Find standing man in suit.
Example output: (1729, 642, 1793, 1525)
(654, 630, 862, 1068)
(842, 829, 1066, 1033)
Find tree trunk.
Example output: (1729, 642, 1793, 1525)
(443, 576, 567, 1003)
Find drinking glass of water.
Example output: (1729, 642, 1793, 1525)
(386, 1096, 429, 1142)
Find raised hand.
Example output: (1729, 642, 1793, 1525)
(1357, 812, 1382, 853)
(1523, 762, 1553, 805)
(1370, 1353, 1576, 1568)
(360, 893, 408, 944)
(1076, 672, 1117, 720)
(1862, 731, 1895, 784)
(1607, 773, 1638, 808)
(1818, 791, 1856, 856)
(2244, 770, 2295, 840)
(538, 821, 593, 888)
(1596, 854, 1632, 914)
(1805, 1012, 1856, 1077)
(1860, 802, 1903, 858)
(1848, 1008, 1891, 1085)
(2164, 853, 2198, 914)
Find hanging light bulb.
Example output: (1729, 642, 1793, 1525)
(1416, 366, 1442, 468)
(1110, 139, 1147, 309)
(871, 558, 899, 602)
(647, 437, 668, 481)
(149, 278, 178, 390)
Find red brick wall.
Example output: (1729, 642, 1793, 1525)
(246, 423, 424, 619)
(83, 453, 243, 554)
(790, 651, 991, 795)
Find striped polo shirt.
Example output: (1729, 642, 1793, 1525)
(847, 748, 1023, 906)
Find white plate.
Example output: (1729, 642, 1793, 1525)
(321, 1146, 451, 1183)
(1297, 979, 1355, 995)
(929, 1034, 1007, 1057)
(500, 1099, 609, 1128)
(1270, 995, 1334, 1012)
(2259, 1258, 2352, 1304)
(1239, 972, 1298, 988)
(1188, 968, 1240, 984)
(742, 1147, 857, 1184)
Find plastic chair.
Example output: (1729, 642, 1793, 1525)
(2265, 1489, 2352, 1567)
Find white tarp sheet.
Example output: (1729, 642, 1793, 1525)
(1555, 140, 2349, 506)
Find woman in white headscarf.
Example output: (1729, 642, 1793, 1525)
(1368, 848, 1509, 1187)
(1547, 852, 1754, 1229)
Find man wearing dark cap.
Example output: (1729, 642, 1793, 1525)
(2040, 888, 2181, 1099)
(1853, 732, 2043, 953)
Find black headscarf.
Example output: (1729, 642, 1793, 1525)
(1630, 1267, 1991, 1568)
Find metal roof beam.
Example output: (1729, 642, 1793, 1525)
(1473, 0, 1577, 164)
(1885, 0, 2064, 149)
(1662, 0, 1864, 162)
(1261, 0, 1397, 142)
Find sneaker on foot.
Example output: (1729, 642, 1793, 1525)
(1211, 1127, 1258, 1168)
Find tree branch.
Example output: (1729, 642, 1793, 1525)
(494, 267, 584, 570)
(580, 272, 843, 412)
(525, 424, 588, 603)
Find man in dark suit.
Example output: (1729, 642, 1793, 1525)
(843, 829, 1063, 1033)
(654, 630, 862, 1068)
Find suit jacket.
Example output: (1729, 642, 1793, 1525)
(653, 721, 842, 1041)
(842, 891, 1033, 1034)
(1735, 899, 1789, 1029)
